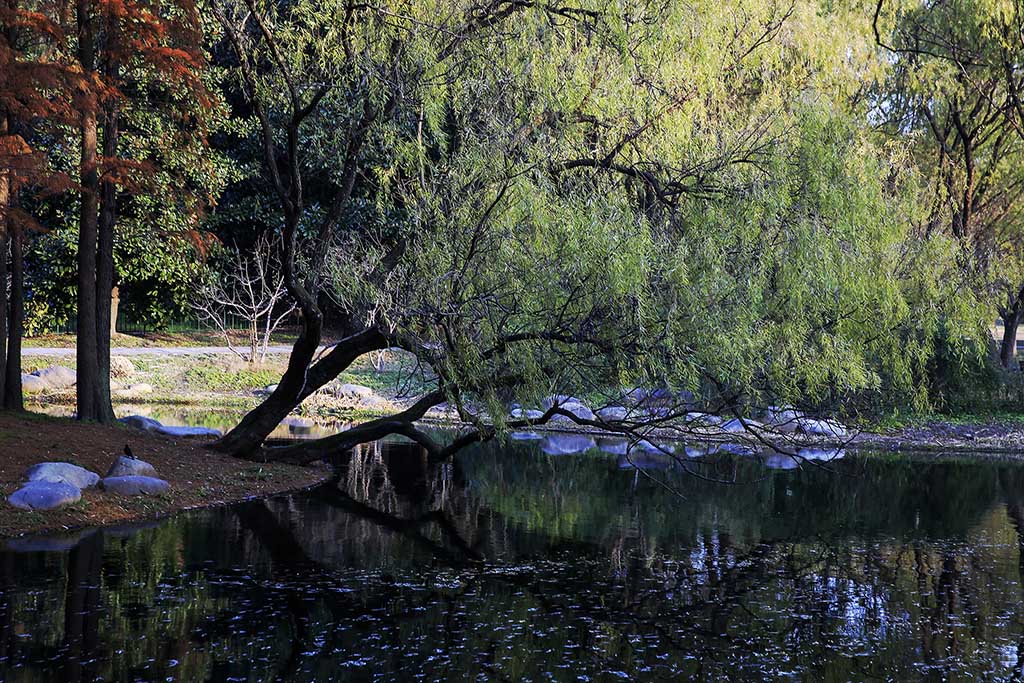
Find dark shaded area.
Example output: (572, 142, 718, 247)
(2, 440, 1024, 681)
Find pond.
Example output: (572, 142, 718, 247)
(3, 431, 1024, 681)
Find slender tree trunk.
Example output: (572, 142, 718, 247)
(0, 231, 7, 405)
(94, 106, 118, 423)
(76, 0, 101, 420)
(0, 112, 9, 406)
(1000, 287, 1024, 370)
(1001, 309, 1021, 369)
(4, 226, 22, 410)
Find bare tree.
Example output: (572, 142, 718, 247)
(192, 235, 297, 365)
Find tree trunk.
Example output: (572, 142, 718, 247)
(1000, 287, 1024, 370)
(4, 226, 23, 410)
(1001, 309, 1021, 369)
(0, 231, 7, 406)
(212, 326, 387, 457)
(76, 112, 100, 420)
(93, 106, 118, 423)
(0, 112, 8, 406)
(75, 1, 101, 421)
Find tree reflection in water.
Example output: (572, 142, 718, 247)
(2, 439, 1024, 680)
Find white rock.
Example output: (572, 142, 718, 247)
(550, 402, 595, 422)
(541, 395, 586, 409)
(596, 406, 630, 421)
(156, 425, 222, 437)
(109, 356, 135, 378)
(25, 462, 100, 489)
(8, 481, 81, 510)
(101, 476, 169, 496)
(510, 408, 545, 421)
(32, 366, 76, 389)
(796, 418, 847, 438)
(106, 455, 157, 478)
(21, 373, 49, 393)
(331, 383, 374, 398)
(119, 415, 163, 431)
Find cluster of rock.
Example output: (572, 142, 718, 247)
(7, 456, 170, 511)
(119, 415, 222, 437)
(22, 359, 148, 397)
(256, 381, 390, 409)
(509, 393, 847, 439)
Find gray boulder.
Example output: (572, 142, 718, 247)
(796, 418, 848, 438)
(331, 383, 374, 399)
(106, 455, 157, 478)
(8, 481, 81, 510)
(721, 418, 747, 433)
(156, 425, 222, 437)
(685, 412, 722, 426)
(100, 476, 170, 496)
(119, 415, 162, 431)
(540, 434, 596, 455)
(32, 366, 76, 389)
(120, 415, 221, 437)
(764, 406, 803, 433)
(542, 394, 586, 409)
(510, 407, 545, 421)
(109, 356, 135, 378)
(21, 373, 49, 393)
(550, 402, 595, 422)
(25, 462, 100, 489)
(596, 406, 630, 421)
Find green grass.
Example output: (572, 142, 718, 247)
(872, 410, 1024, 431)
(182, 364, 283, 392)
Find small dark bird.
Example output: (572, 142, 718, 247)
(124, 444, 137, 459)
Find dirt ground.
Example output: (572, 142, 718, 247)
(0, 411, 329, 539)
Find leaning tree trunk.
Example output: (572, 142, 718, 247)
(212, 326, 387, 457)
(4, 225, 23, 410)
(93, 106, 118, 423)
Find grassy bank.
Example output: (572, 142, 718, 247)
(0, 412, 329, 539)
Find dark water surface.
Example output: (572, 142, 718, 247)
(3, 437, 1024, 681)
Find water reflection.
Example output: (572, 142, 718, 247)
(2, 440, 1024, 680)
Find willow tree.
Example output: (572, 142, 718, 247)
(212, 0, 967, 462)
(874, 0, 1024, 368)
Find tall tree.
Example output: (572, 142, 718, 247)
(69, 0, 207, 421)
(875, 0, 1024, 368)
(0, 0, 76, 410)
(211, 0, 963, 462)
